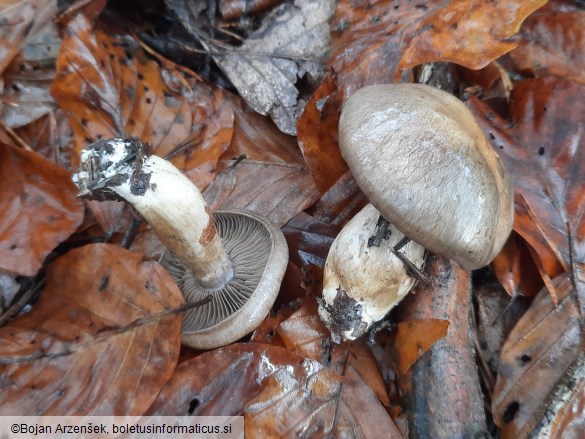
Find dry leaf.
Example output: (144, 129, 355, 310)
(0, 243, 184, 415)
(0, 144, 83, 276)
(212, 0, 334, 135)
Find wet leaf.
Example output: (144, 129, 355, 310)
(202, 92, 320, 227)
(0, 243, 184, 415)
(309, 171, 368, 228)
(212, 0, 335, 135)
(469, 78, 585, 278)
(0, 145, 83, 276)
(475, 284, 531, 376)
(492, 273, 585, 438)
(492, 232, 544, 297)
(146, 343, 316, 417)
(278, 302, 391, 409)
(388, 319, 449, 376)
(282, 212, 337, 269)
(297, 0, 546, 192)
(0, 0, 57, 74)
(147, 341, 399, 436)
(51, 12, 234, 232)
(509, 2, 585, 84)
(0, 22, 59, 128)
(530, 354, 585, 438)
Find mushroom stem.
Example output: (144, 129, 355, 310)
(73, 138, 233, 290)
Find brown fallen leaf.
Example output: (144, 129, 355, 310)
(530, 354, 585, 438)
(0, 144, 83, 276)
(508, 1, 585, 85)
(51, 11, 234, 233)
(147, 341, 400, 437)
(468, 78, 585, 279)
(475, 283, 531, 379)
(278, 302, 392, 410)
(492, 231, 544, 297)
(0, 243, 184, 415)
(202, 92, 320, 228)
(297, 0, 546, 192)
(309, 170, 368, 228)
(492, 272, 585, 438)
(0, 22, 59, 129)
(282, 211, 338, 269)
(393, 255, 488, 437)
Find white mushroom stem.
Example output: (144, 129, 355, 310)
(318, 203, 426, 342)
(74, 138, 233, 290)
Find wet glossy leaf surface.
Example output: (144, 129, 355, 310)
(0, 244, 184, 415)
(0, 145, 83, 275)
(469, 78, 585, 277)
(491, 273, 585, 438)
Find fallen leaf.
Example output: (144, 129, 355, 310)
(146, 343, 315, 417)
(0, 243, 184, 415)
(211, 0, 335, 135)
(530, 354, 585, 438)
(492, 272, 585, 438)
(309, 170, 368, 228)
(475, 284, 531, 376)
(282, 211, 337, 269)
(492, 231, 544, 297)
(0, 0, 57, 74)
(508, 1, 585, 84)
(202, 92, 320, 227)
(278, 302, 392, 409)
(219, 0, 279, 20)
(468, 78, 585, 278)
(0, 22, 59, 128)
(0, 144, 83, 276)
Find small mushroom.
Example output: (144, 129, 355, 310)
(338, 83, 513, 271)
(73, 137, 288, 349)
(318, 203, 425, 342)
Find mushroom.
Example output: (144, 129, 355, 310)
(338, 83, 513, 271)
(73, 137, 288, 349)
(317, 83, 514, 342)
(318, 203, 425, 342)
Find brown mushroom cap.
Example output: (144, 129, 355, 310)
(338, 83, 513, 271)
(161, 209, 288, 349)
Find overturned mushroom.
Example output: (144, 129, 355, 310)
(318, 203, 425, 342)
(73, 137, 288, 349)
